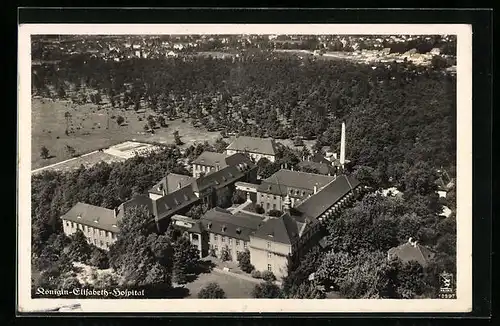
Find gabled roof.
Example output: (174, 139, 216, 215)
(149, 173, 195, 195)
(61, 202, 118, 233)
(226, 136, 278, 156)
(388, 242, 436, 267)
(153, 184, 200, 220)
(252, 214, 301, 245)
(257, 169, 335, 197)
(294, 174, 360, 220)
(193, 164, 249, 193)
(116, 195, 154, 221)
(200, 207, 265, 241)
(192, 151, 228, 168)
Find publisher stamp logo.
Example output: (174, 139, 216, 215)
(438, 271, 456, 299)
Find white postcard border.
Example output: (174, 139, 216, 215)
(18, 23, 472, 313)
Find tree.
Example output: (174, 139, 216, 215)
(66, 229, 92, 263)
(158, 115, 166, 127)
(40, 146, 50, 159)
(185, 204, 203, 219)
(172, 235, 200, 284)
(252, 281, 282, 298)
(198, 282, 226, 298)
(173, 130, 183, 145)
(261, 270, 276, 282)
(220, 245, 231, 262)
(231, 190, 246, 205)
(57, 86, 66, 98)
(65, 145, 76, 157)
(268, 210, 283, 217)
(237, 250, 254, 273)
(89, 246, 110, 269)
(108, 206, 172, 289)
(147, 115, 157, 129)
(116, 116, 125, 126)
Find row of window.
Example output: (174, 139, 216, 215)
(195, 164, 213, 173)
(66, 221, 115, 240)
(87, 236, 111, 249)
(210, 233, 247, 248)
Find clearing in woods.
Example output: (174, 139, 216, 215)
(31, 98, 222, 170)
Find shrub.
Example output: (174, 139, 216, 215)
(197, 282, 226, 299)
(255, 204, 265, 214)
(237, 250, 254, 273)
(261, 270, 276, 282)
(251, 270, 262, 279)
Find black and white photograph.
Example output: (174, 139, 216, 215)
(17, 23, 472, 313)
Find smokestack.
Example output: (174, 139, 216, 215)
(178, 182, 182, 190)
(216, 162, 220, 171)
(313, 183, 318, 194)
(340, 122, 346, 167)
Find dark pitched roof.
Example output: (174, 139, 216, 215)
(224, 152, 255, 168)
(295, 174, 360, 219)
(192, 151, 228, 168)
(193, 164, 250, 193)
(153, 184, 200, 220)
(149, 173, 196, 195)
(226, 136, 277, 156)
(388, 242, 436, 267)
(200, 207, 265, 241)
(116, 195, 154, 220)
(252, 214, 301, 245)
(310, 153, 332, 165)
(257, 169, 335, 197)
(61, 202, 118, 233)
(297, 160, 334, 175)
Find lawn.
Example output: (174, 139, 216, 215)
(31, 98, 222, 170)
(184, 270, 257, 298)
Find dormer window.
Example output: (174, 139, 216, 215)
(112, 224, 117, 228)
(236, 228, 241, 234)
(93, 219, 99, 224)
(174, 198, 180, 205)
(207, 223, 212, 229)
(183, 194, 189, 201)
(214, 180, 220, 185)
(228, 172, 233, 177)
(164, 203, 171, 210)
(77, 215, 82, 219)
(222, 225, 227, 232)
(221, 176, 227, 181)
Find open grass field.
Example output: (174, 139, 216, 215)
(184, 269, 257, 299)
(31, 98, 222, 170)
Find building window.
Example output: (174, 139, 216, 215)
(273, 196, 276, 200)
(267, 264, 272, 272)
(214, 245, 218, 251)
(236, 240, 240, 246)
(267, 203, 270, 209)
(229, 238, 232, 245)
(214, 234, 218, 241)
(273, 203, 276, 210)
(267, 252, 272, 258)
(100, 240, 103, 246)
(93, 239, 97, 245)
(222, 236, 226, 243)
(267, 242, 271, 249)
(244, 242, 247, 249)
(66, 221, 70, 227)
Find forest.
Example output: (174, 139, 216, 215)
(31, 46, 457, 298)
